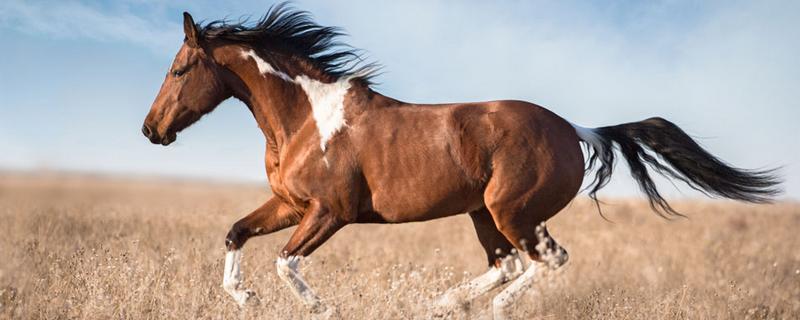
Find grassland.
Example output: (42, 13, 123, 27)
(0, 173, 798, 319)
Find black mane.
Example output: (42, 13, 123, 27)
(198, 2, 379, 84)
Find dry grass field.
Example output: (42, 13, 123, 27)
(0, 173, 798, 319)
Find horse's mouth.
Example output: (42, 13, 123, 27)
(160, 132, 177, 146)
(145, 128, 177, 146)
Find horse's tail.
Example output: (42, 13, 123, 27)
(571, 117, 782, 217)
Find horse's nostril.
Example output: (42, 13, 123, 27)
(142, 124, 153, 138)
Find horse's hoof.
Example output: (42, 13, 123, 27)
(242, 290, 260, 307)
(430, 308, 454, 318)
(431, 296, 464, 318)
(232, 289, 259, 308)
(310, 305, 336, 320)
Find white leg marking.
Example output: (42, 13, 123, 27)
(436, 267, 503, 310)
(222, 249, 254, 306)
(276, 256, 330, 315)
(240, 49, 352, 153)
(492, 261, 542, 320)
(435, 253, 525, 310)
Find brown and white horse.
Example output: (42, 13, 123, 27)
(142, 5, 780, 318)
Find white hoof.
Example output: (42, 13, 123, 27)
(434, 291, 461, 308)
(223, 284, 256, 307)
(432, 292, 464, 317)
(310, 304, 336, 320)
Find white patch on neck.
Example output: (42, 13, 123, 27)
(240, 49, 352, 152)
(294, 75, 351, 152)
(240, 49, 293, 81)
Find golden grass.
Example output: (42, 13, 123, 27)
(0, 174, 798, 319)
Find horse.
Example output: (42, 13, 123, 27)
(141, 4, 781, 318)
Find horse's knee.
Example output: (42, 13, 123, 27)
(225, 221, 251, 250)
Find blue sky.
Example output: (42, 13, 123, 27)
(1, 0, 798, 199)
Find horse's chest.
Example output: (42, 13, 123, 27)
(269, 143, 334, 202)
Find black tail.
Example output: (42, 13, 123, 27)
(573, 117, 782, 218)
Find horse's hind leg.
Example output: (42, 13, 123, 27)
(492, 259, 543, 320)
(482, 161, 577, 318)
(490, 224, 568, 320)
(486, 199, 571, 320)
(434, 208, 525, 312)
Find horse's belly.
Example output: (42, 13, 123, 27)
(364, 166, 485, 223)
(369, 192, 484, 223)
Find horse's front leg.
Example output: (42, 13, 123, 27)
(223, 197, 300, 306)
(276, 200, 347, 316)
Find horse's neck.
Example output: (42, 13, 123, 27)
(222, 57, 310, 151)
(217, 44, 394, 153)
(252, 90, 306, 149)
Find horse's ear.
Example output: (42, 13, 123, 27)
(183, 12, 200, 48)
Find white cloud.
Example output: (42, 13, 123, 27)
(0, 0, 181, 54)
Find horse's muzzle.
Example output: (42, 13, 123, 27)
(142, 123, 175, 146)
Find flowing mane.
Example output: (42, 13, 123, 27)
(197, 2, 379, 84)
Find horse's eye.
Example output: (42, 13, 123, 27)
(172, 69, 185, 77)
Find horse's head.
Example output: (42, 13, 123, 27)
(142, 12, 229, 146)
